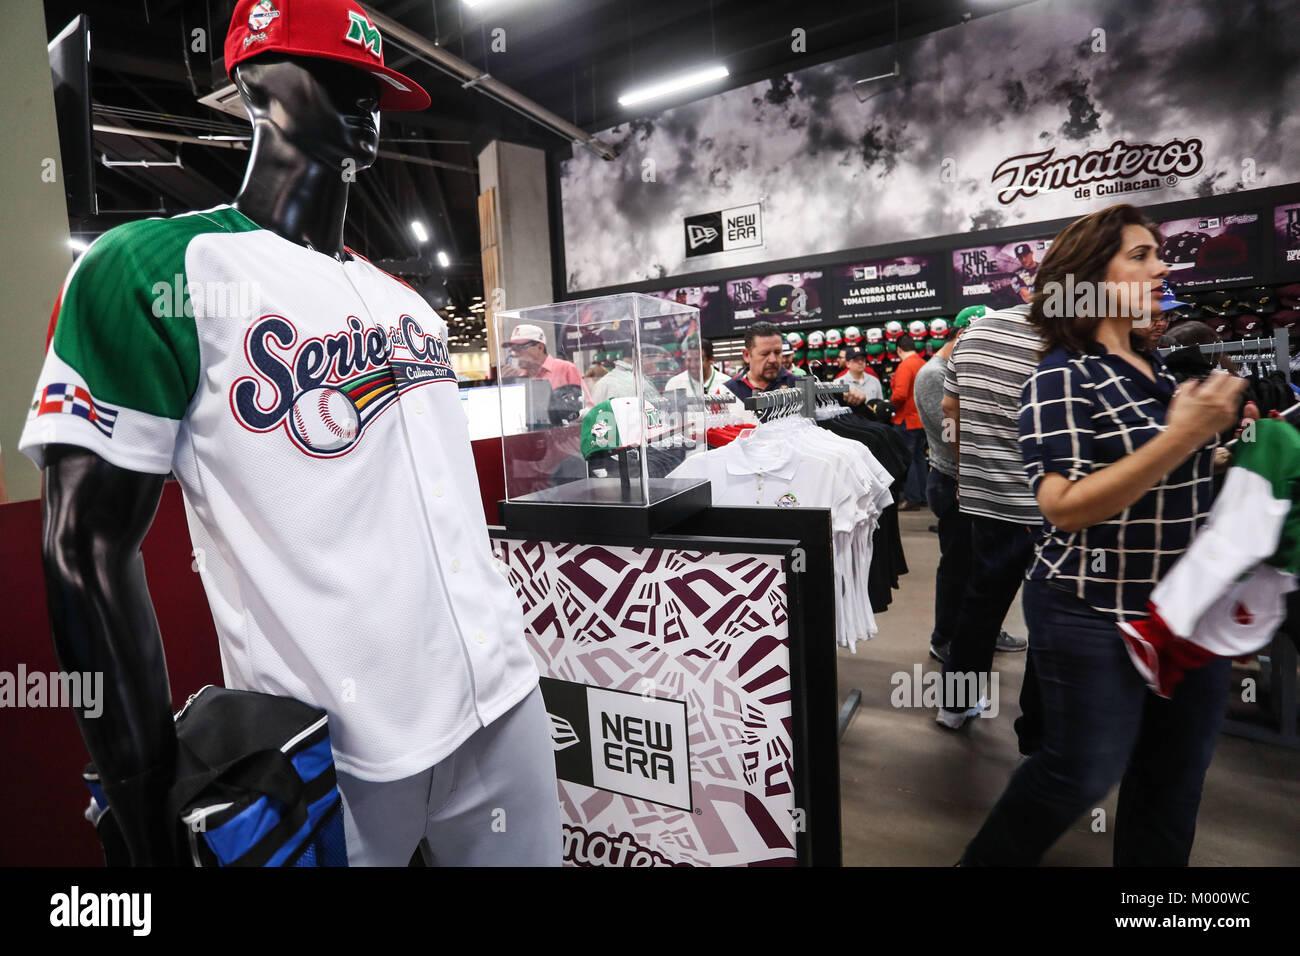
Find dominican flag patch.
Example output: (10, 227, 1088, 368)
(35, 383, 119, 437)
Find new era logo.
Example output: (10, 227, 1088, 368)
(687, 224, 719, 250)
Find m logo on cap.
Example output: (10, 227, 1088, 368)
(344, 9, 383, 59)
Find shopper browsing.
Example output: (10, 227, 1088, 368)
(836, 347, 882, 402)
(936, 302, 1037, 736)
(913, 320, 969, 665)
(665, 338, 731, 396)
(502, 324, 584, 390)
(889, 336, 928, 509)
(724, 322, 799, 400)
(959, 203, 1247, 867)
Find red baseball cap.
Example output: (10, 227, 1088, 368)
(225, 0, 431, 112)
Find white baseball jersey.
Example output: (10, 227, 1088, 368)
(20, 204, 538, 781)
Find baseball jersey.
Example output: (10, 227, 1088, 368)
(19, 204, 539, 781)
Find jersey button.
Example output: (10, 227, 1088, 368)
(432, 483, 445, 497)
(474, 629, 487, 645)
(450, 558, 461, 573)
(413, 401, 424, 415)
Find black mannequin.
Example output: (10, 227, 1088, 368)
(41, 53, 382, 865)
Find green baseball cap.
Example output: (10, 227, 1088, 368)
(580, 397, 667, 459)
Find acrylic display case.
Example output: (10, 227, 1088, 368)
(493, 293, 711, 536)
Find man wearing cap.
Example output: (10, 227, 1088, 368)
(1012, 243, 1039, 305)
(589, 345, 666, 406)
(782, 341, 808, 378)
(502, 323, 584, 393)
(835, 347, 881, 402)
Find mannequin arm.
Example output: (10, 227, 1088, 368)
(41, 445, 177, 865)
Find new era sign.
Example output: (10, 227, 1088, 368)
(684, 203, 763, 258)
(540, 677, 692, 811)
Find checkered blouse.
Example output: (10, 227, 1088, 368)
(1019, 344, 1217, 621)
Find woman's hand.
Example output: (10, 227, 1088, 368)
(1165, 371, 1248, 449)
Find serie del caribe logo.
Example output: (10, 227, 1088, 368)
(992, 137, 1205, 205)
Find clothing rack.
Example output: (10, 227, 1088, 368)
(740, 377, 861, 738)
(1157, 326, 1291, 385)
(741, 377, 850, 418)
(1156, 328, 1299, 747)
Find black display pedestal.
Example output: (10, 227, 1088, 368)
(497, 477, 711, 538)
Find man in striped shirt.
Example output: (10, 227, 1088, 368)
(938, 304, 1037, 734)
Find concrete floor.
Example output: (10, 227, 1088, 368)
(836, 509, 1300, 866)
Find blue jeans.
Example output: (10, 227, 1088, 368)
(959, 579, 1230, 866)
(893, 424, 928, 503)
(925, 468, 969, 648)
(941, 515, 1036, 709)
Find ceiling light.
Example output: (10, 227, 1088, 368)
(437, 250, 450, 268)
(410, 221, 429, 243)
(618, 64, 729, 107)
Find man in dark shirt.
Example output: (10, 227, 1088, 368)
(724, 322, 799, 399)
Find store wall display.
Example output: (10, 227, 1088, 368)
(832, 256, 946, 323)
(684, 203, 764, 258)
(496, 538, 799, 866)
(727, 271, 826, 330)
(1275, 203, 1300, 276)
(1158, 212, 1261, 289)
(644, 284, 730, 339)
(952, 239, 1052, 311)
(559, 0, 1299, 292)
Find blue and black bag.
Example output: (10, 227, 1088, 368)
(85, 686, 348, 867)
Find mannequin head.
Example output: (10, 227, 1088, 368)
(233, 53, 381, 172)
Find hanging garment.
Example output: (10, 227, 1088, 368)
(1118, 417, 1300, 697)
(667, 415, 894, 651)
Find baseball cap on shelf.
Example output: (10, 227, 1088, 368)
(1270, 308, 1300, 330)
(1233, 314, 1268, 338)
(1238, 286, 1278, 315)
(504, 323, 546, 346)
(225, 0, 432, 112)
(580, 397, 668, 459)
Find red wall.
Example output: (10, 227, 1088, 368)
(0, 438, 506, 866)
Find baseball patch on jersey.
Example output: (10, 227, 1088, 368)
(776, 492, 798, 507)
(231, 312, 454, 458)
(33, 383, 118, 438)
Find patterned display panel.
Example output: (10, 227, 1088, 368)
(497, 539, 798, 867)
